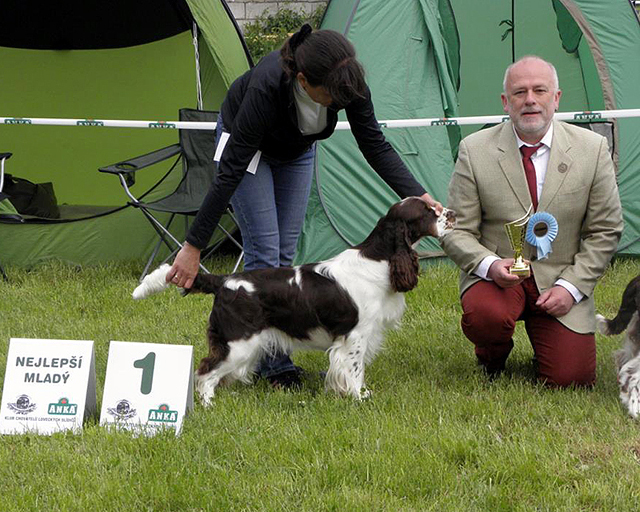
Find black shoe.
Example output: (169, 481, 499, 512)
(484, 365, 505, 380)
(477, 359, 506, 380)
(266, 368, 303, 390)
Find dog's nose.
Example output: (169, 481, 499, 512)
(443, 208, 457, 224)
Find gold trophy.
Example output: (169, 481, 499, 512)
(504, 206, 532, 277)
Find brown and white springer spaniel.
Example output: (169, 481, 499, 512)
(597, 275, 640, 417)
(133, 197, 456, 403)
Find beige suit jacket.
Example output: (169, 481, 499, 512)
(442, 120, 623, 333)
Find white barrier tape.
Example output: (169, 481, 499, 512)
(0, 117, 218, 130)
(1, 108, 638, 131)
(342, 108, 640, 130)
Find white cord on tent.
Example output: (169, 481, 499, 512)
(192, 21, 204, 111)
(2, 108, 640, 130)
(0, 157, 5, 193)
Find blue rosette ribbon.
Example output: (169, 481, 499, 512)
(526, 212, 558, 260)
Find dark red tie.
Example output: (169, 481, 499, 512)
(520, 144, 541, 210)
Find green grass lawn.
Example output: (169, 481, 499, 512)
(1, 256, 639, 511)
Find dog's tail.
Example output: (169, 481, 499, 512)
(183, 273, 226, 295)
(132, 264, 227, 299)
(597, 276, 640, 335)
(132, 264, 172, 300)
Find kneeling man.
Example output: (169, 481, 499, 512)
(441, 56, 623, 386)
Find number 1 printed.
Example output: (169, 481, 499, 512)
(133, 352, 156, 395)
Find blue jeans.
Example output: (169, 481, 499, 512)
(216, 113, 315, 377)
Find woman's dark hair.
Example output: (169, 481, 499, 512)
(280, 24, 366, 108)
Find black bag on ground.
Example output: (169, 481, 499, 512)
(3, 174, 60, 219)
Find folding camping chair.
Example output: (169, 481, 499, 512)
(99, 108, 243, 281)
(0, 152, 23, 222)
(0, 152, 24, 280)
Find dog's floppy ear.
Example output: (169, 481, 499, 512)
(388, 219, 420, 292)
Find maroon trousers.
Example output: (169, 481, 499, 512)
(460, 277, 596, 387)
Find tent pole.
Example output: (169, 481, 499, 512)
(512, 0, 515, 62)
(192, 21, 204, 110)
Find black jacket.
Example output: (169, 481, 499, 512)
(186, 51, 426, 249)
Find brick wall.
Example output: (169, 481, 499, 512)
(226, 0, 328, 31)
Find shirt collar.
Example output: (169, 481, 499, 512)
(514, 123, 553, 151)
(294, 80, 323, 108)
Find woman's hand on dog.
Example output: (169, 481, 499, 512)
(419, 192, 443, 216)
(167, 242, 201, 289)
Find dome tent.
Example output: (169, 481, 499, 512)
(294, 0, 640, 264)
(0, 0, 251, 266)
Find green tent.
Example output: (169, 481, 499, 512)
(0, 0, 251, 266)
(295, 0, 640, 264)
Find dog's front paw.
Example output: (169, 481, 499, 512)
(195, 371, 216, 407)
(132, 264, 172, 300)
(595, 313, 611, 335)
(619, 359, 640, 418)
(358, 387, 372, 401)
(199, 391, 214, 407)
(628, 385, 640, 419)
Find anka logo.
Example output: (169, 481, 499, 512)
(77, 119, 104, 127)
(574, 111, 602, 121)
(4, 118, 32, 125)
(148, 121, 176, 129)
(430, 118, 458, 126)
(148, 403, 178, 423)
(107, 399, 137, 420)
(48, 397, 78, 416)
(8, 394, 37, 415)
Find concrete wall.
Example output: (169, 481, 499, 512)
(226, 0, 328, 31)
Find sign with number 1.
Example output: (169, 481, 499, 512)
(99, 341, 193, 435)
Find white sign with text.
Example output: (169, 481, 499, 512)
(0, 338, 97, 435)
(99, 341, 193, 436)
